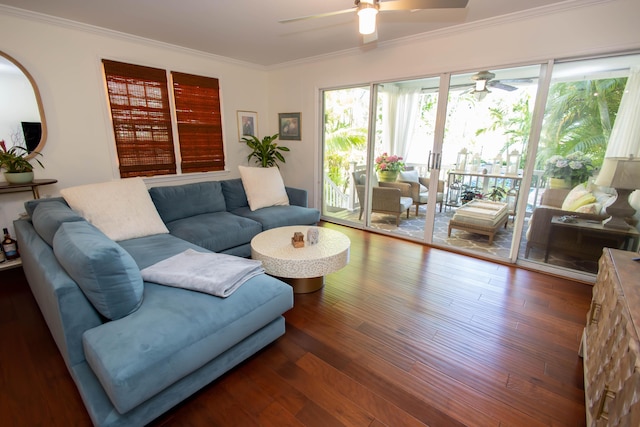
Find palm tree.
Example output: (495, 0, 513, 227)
(536, 77, 627, 169)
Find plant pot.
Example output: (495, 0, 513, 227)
(548, 177, 570, 189)
(378, 171, 399, 182)
(4, 171, 34, 184)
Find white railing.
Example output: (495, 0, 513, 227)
(324, 176, 351, 210)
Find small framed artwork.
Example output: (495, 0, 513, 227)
(237, 111, 258, 142)
(278, 112, 301, 141)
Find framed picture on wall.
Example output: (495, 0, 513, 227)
(278, 112, 301, 141)
(237, 111, 258, 142)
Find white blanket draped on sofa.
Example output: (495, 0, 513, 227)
(141, 249, 265, 297)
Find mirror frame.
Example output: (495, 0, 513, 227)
(1, 51, 47, 159)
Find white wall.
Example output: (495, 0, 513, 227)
(267, 0, 640, 206)
(1, 0, 639, 234)
(0, 10, 271, 232)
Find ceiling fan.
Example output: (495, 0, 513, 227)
(279, 0, 470, 43)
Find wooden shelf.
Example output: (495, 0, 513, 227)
(0, 258, 22, 271)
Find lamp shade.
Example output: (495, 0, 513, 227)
(594, 157, 640, 189)
(357, 6, 378, 35)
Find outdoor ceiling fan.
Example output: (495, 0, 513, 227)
(279, 0, 470, 43)
(470, 70, 532, 94)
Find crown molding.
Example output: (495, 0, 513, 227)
(0, 4, 268, 71)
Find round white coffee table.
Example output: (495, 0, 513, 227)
(251, 226, 350, 293)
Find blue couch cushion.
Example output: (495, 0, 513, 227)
(165, 211, 262, 253)
(82, 275, 293, 414)
(24, 196, 69, 218)
(220, 178, 249, 211)
(31, 200, 85, 246)
(118, 233, 212, 269)
(53, 221, 144, 320)
(230, 205, 320, 230)
(149, 181, 227, 224)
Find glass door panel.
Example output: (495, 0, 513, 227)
(436, 65, 541, 261)
(518, 54, 640, 276)
(367, 76, 441, 239)
(321, 86, 370, 227)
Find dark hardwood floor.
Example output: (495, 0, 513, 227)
(0, 223, 593, 426)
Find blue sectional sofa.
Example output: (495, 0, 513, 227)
(14, 178, 320, 427)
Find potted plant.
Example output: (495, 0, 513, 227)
(242, 133, 290, 168)
(374, 153, 405, 182)
(0, 139, 43, 184)
(543, 151, 594, 189)
(485, 186, 506, 202)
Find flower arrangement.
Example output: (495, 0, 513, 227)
(374, 153, 405, 173)
(544, 151, 594, 186)
(0, 139, 43, 173)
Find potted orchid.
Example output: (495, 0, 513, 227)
(0, 139, 43, 184)
(374, 153, 405, 182)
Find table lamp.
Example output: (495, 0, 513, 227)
(594, 156, 640, 230)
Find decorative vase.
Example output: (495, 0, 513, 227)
(548, 177, 570, 189)
(378, 170, 399, 182)
(4, 171, 34, 184)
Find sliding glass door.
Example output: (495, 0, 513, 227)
(436, 65, 541, 261)
(518, 54, 640, 275)
(320, 52, 640, 277)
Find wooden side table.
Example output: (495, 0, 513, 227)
(545, 216, 639, 262)
(0, 178, 57, 199)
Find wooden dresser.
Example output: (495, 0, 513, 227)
(582, 248, 640, 426)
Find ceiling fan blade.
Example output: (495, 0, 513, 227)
(279, 7, 355, 24)
(379, 0, 469, 11)
(489, 81, 518, 92)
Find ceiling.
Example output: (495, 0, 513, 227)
(2, 0, 573, 66)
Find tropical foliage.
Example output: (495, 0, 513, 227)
(536, 77, 627, 169)
(242, 133, 289, 168)
(0, 139, 43, 173)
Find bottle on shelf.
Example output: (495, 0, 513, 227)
(0, 245, 5, 263)
(2, 228, 19, 261)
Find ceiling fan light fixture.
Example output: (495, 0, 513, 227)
(357, 2, 379, 35)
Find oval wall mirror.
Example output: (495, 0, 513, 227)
(0, 51, 47, 159)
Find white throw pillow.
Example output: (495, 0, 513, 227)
(238, 166, 290, 211)
(60, 177, 169, 241)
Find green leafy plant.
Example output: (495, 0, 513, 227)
(0, 139, 43, 173)
(543, 151, 594, 185)
(242, 133, 290, 168)
(485, 186, 506, 202)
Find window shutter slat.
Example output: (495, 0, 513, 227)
(103, 60, 176, 178)
(172, 71, 225, 173)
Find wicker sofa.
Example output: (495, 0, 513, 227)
(524, 186, 610, 259)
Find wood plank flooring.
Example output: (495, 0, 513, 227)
(0, 223, 593, 426)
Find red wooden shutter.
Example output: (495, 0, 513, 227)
(102, 60, 177, 177)
(172, 72, 225, 173)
